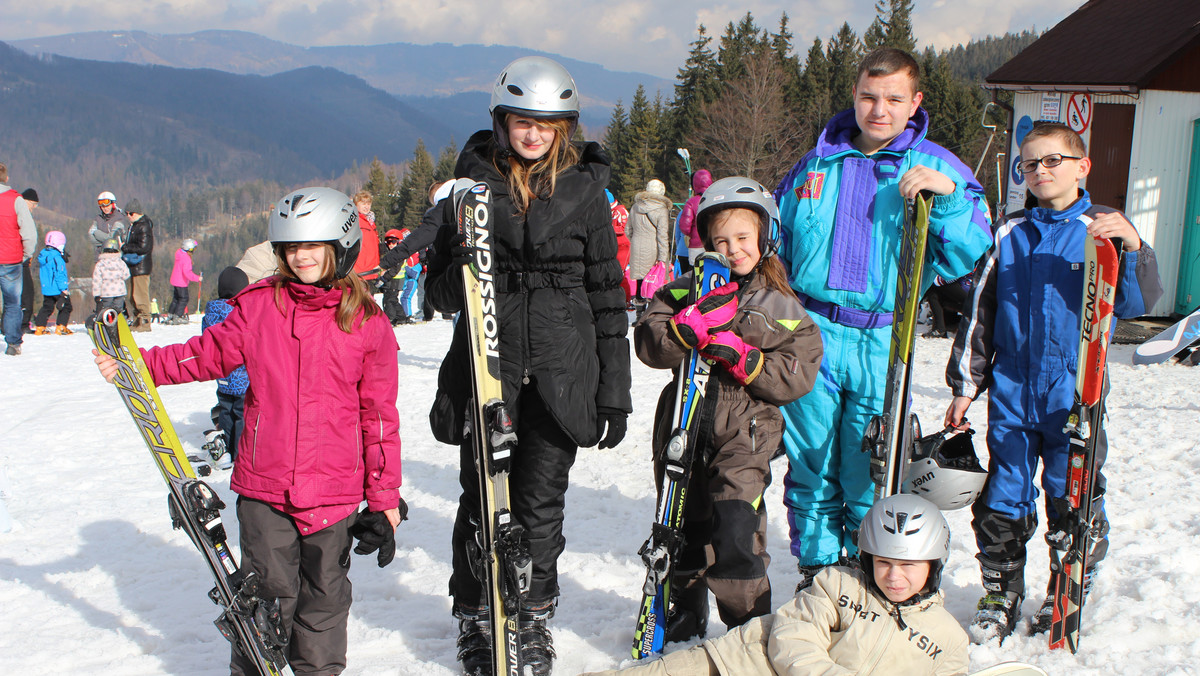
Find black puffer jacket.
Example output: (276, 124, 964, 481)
(122, 215, 154, 276)
(426, 130, 632, 447)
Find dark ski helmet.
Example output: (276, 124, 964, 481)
(268, 187, 361, 280)
(695, 176, 782, 259)
(858, 494, 951, 595)
(490, 56, 580, 151)
(903, 427, 987, 511)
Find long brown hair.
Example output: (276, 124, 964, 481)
(272, 243, 381, 333)
(494, 114, 580, 214)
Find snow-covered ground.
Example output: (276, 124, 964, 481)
(0, 317, 1197, 675)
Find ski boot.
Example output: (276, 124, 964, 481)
(664, 583, 708, 643)
(519, 601, 556, 676)
(203, 429, 233, 470)
(454, 606, 491, 676)
(187, 453, 213, 477)
(970, 591, 1023, 643)
(55, 325, 73, 335)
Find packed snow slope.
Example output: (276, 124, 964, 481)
(0, 318, 1196, 675)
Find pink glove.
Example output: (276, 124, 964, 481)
(701, 330, 764, 385)
(669, 282, 739, 349)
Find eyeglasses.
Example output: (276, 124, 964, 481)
(1017, 154, 1082, 174)
(97, 199, 114, 207)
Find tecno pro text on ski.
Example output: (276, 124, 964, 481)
(88, 310, 293, 676)
(1048, 236, 1121, 653)
(454, 179, 531, 676)
(863, 192, 934, 499)
(632, 252, 731, 660)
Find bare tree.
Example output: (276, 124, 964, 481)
(687, 52, 807, 188)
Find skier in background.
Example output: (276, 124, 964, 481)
(89, 238, 129, 324)
(34, 230, 72, 335)
(635, 177, 822, 641)
(676, 168, 713, 269)
(87, 190, 129, 253)
(944, 121, 1163, 641)
(772, 47, 993, 588)
(607, 190, 632, 303)
(200, 265, 251, 471)
(423, 56, 630, 676)
(352, 190, 381, 283)
(627, 178, 673, 318)
(165, 238, 202, 324)
(94, 187, 405, 676)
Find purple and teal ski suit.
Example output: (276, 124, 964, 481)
(774, 107, 993, 566)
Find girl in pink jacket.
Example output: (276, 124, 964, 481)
(165, 238, 203, 323)
(95, 188, 405, 676)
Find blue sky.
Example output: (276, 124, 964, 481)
(1, 0, 1083, 77)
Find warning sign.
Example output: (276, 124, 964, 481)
(1066, 93, 1092, 133)
(1041, 93, 1062, 121)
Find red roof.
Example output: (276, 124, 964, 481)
(986, 0, 1200, 91)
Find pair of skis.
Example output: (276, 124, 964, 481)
(454, 180, 531, 676)
(630, 252, 731, 660)
(1047, 236, 1122, 653)
(89, 311, 293, 676)
(863, 193, 933, 499)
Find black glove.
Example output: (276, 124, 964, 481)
(372, 276, 389, 293)
(349, 501, 408, 568)
(596, 407, 627, 449)
(449, 232, 473, 268)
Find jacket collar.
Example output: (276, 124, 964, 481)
(816, 107, 931, 161)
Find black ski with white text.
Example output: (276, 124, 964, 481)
(88, 310, 293, 676)
(454, 179, 531, 676)
(631, 252, 731, 659)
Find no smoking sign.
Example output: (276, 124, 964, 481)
(1067, 93, 1092, 133)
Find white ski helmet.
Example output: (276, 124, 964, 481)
(858, 493, 950, 595)
(695, 176, 782, 259)
(490, 56, 580, 150)
(97, 191, 116, 207)
(902, 427, 988, 511)
(181, 238, 198, 252)
(268, 187, 361, 280)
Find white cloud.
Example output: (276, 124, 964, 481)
(1, 0, 1085, 77)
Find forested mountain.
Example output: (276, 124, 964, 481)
(10, 30, 672, 122)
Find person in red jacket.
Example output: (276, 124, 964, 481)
(94, 187, 406, 676)
(608, 190, 632, 302)
(352, 190, 380, 280)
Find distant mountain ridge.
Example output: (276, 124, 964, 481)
(10, 30, 673, 115)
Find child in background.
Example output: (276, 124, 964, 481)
(150, 297, 160, 323)
(587, 495, 969, 676)
(166, 238, 202, 324)
(200, 266, 251, 471)
(34, 231, 72, 335)
(93, 187, 406, 676)
(634, 177, 823, 638)
(944, 121, 1163, 641)
(89, 238, 130, 325)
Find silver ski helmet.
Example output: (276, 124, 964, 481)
(269, 187, 361, 280)
(490, 56, 580, 151)
(695, 176, 781, 259)
(858, 494, 950, 595)
(903, 427, 987, 511)
(182, 238, 198, 252)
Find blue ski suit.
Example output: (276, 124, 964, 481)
(774, 107, 993, 566)
(946, 191, 1162, 573)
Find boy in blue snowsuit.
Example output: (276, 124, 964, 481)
(200, 266, 251, 468)
(944, 122, 1162, 641)
(773, 48, 993, 581)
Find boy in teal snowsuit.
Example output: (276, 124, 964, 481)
(773, 48, 992, 578)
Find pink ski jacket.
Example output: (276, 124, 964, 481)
(140, 280, 403, 523)
(169, 247, 202, 287)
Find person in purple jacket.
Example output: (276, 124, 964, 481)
(95, 187, 406, 676)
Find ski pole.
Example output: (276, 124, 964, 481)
(195, 278, 202, 315)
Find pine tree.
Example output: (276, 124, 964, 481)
(865, 0, 917, 53)
(665, 24, 719, 196)
(434, 140, 458, 183)
(363, 158, 401, 232)
(603, 100, 630, 199)
(622, 85, 665, 204)
(397, 140, 435, 230)
(825, 23, 863, 114)
(798, 39, 833, 149)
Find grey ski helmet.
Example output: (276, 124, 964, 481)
(695, 176, 782, 259)
(858, 494, 950, 596)
(268, 187, 361, 280)
(902, 427, 987, 511)
(182, 238, 198, 252)
(490, 56, 580, 151)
